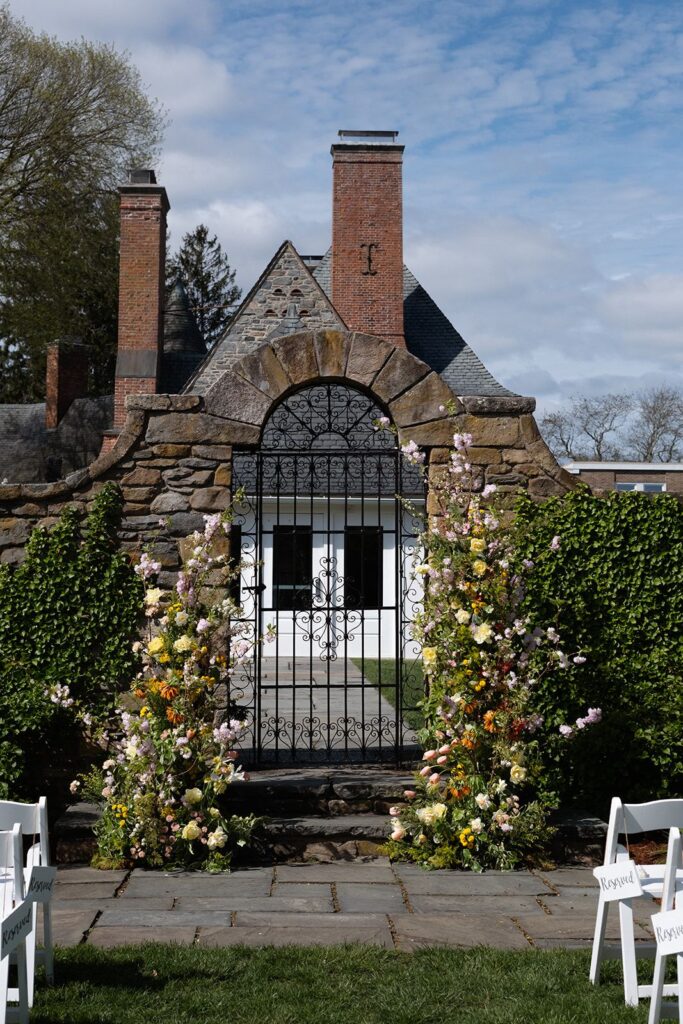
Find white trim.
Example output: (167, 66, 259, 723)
(566, 462, 683, 473)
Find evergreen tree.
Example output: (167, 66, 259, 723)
(167, 225, 241, 347)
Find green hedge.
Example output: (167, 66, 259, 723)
(0, 483, 143, 798)
(515, 486, 683, 814)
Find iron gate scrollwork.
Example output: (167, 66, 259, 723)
(228, 382, 425, 764)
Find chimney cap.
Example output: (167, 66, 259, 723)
(128, 168, 157, 184)
(336, 130, 399, 144)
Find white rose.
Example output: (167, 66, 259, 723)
(207, 828, 227, 850)
(469, 817, 484, 834)
(475, 793, 490, 810)
(510, 764, 527, 784)
(455, 609, 470, 625)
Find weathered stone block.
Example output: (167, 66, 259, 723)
(126, 394, 202, 412)
(460, 395, 536, 415)
(373, 348, 431, 404)
(150, 492, 190, 514)
(520, 414, 541, 444)
(0, 519, 30, 546)
(1, 547, 25, 564)
(145, 413, 256, 446)
(314, 330, 348, 378)
(462, 415, 521, 448)
(179, 458, 217, 470)
(192, 445, 233, 461)
(121, 467, 161, 487)
(397, 419, 454, 446)
(467, 446, 502, 465)
(122, 487, 157, 503)
(152, 444, 191, 457)
(513, 462, 542, 478)
(271, 333, 318, 385)
(189, 488, 232, 511)
(14, 504, 42, 516)
(181, 471, 213, 487)
(485, 473, 525, 487)
(529, 476, 566, 497)
(345, 333, 393, 387)
(428, 447, 452, 465)
(205, 372, 272, 425)
(214, 465, 231, 487)
(389, 372, 456, 426)
(167, 513, 207, 536)
(233, 346, 290, 399)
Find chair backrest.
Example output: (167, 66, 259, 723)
(603, 797, 683, 864)
(660, 827, 682, 912)
(0, 799, 49, 864)
(0, 825, 24, 906)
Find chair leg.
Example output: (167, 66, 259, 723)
(590, 896, 609, 985)
(619, 898, 640, 1006)
(23, 903, 37, 1008)
(14, 941, 29, 1024)
(677, 953, 683, 1024)
(648, 951, 667, 1024)
(42, 904, 54, 985)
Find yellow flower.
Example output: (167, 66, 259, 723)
(474, 679, 486, 691)
(145, 588, 165, 605)
(173, 635, 194, 653)
(459, 827, 475, 848)
(422, 647, 437, 668)
(473, 623, 493, 644)
(472, 559, 487, 577)
(139, 706, 150, 718)
(510, 764, 527, 784)
(470, 538, 486, 554)
(158, 653, 171, 664)
(147, 635, 165, 655)
(181, 821, 202, 841)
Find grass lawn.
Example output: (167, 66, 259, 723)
(353, 657, 425, 732)
(31, 944, 651, 1024)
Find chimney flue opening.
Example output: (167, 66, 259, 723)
(336, 130, 399, 145)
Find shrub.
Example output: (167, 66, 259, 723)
(0, 483, 143, 798)
(515, 486, 683, 813)
(81, 509, 265, 870)
(387, 436, 596, 870)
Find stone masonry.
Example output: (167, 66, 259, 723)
(0, 331, 577, 567)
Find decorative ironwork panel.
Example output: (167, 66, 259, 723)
(229, 381, 425, 765)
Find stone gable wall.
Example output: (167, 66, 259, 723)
(193, 245, 344, 394)
(0, 331, 578, 569)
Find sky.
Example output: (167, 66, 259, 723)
(9, 0, 683, 413)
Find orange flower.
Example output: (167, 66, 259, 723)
(483, 710, 497, 733)
(460, 732, 477, 750)
(166, 707, 184, 725)
(159, 684, 179, 701)
(133, 687, 145, 699)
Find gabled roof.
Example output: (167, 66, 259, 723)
(187, 241, 515, 397)
(187, 241, 344, 394)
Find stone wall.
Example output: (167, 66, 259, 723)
(0, 330, 578, 568)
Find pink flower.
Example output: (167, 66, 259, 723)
(428, 772, 441, 785)
(419, 765, 432, 777)
(389, 806, 401, 817)
(437, 755, 448, 765)
(423, 749, 437, 761)
(438, 744, 450, 755)
(404, 790, 416, 799)
(196, 618, 210, 633)
(559, 724, 574, 738)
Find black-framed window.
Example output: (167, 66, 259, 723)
(273, 525, 312, 610)
(344, 526, 382, 609)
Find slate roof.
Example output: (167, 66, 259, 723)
(311, 250, 514, 397)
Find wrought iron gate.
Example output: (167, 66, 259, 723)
(228, 383, 424, 765)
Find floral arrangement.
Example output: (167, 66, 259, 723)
(77, 509, 264, 871)
(386, 433, 600, 870)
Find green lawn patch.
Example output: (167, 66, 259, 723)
(31, 945, 649, 1024)
(353, 657, 425, 732)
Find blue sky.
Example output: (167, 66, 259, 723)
(10, 0, 683, 412)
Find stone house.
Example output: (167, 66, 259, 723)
(0, 130, 575, 764)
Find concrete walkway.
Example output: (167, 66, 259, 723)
(51, 861, 652, 951)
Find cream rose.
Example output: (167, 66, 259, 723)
(173, 635, 194, 653)
(510, 764, 527, 784)
(415, 802, 448, 827)
(181, 821, 202, 841)
(183, 787, 203, 806)
(455, 609, 470, 625)
(472, 623, 493, 644)
(470, 538, 486, 554)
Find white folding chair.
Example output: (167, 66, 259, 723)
(0, 824, 30, 1024)
(648, 828, 683, 1023)
(590, 797, 683, 1006)
(0, 799, 53, 995)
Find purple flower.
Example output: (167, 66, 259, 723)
(196, 618, 210, 633)
(559, 724, 574, 738)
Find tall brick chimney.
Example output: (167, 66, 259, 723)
(45, 340, 88, 429)
(112, 169, 169, 432)
(330, 130, 405, 347)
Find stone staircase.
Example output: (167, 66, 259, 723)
(221, 767, 413, 862)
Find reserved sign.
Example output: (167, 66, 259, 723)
(651, 909, 683, 955)
(1, 899, 32, 959)
(593, 860, 644, 901)
(27, 865, 57, 903)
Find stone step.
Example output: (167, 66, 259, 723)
(262, 814, 390, 863)
(222, 767, 413, 818)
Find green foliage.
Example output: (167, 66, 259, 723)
(0, 483, 143, 797)
(515, 486, 683, 812)
(0, 5, 165, 400)
(167, 224, 241, 347)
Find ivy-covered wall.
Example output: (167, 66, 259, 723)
(516, 487, 683, 813)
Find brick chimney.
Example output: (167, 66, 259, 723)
(45, 340, 88, 429)
(112, 169, 169, 432)
(330, 130, 405, 347)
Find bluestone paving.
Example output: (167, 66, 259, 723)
(55, 866, 128, 885)
(54, 863, 618, 950)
